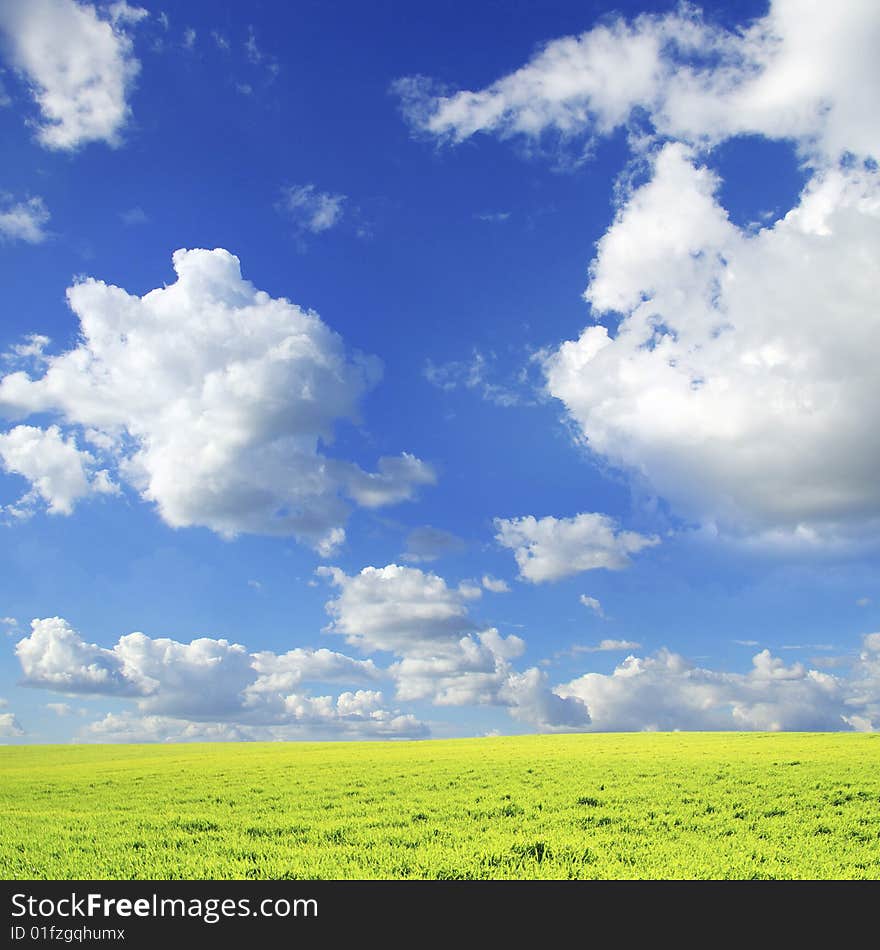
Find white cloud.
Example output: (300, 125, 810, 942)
(398, 2, 880, 165)
(318, 562, 588, 729)
(494, 512, 658, 583)
(579, 594, 604, 616)
(500, 666, 592, 731)
(545, 146, 880, 542)
(278, 184, 346, 235)
(857, 598, 871, 607)
(3, 334, 50, 362)
(0, 248, 433, 550)
(391, 627, 523, 703)
(0, 0, 143, 149)
(585, 638, 640, 652)
(402, 3, 880, 546)
(0, 194, 50, 243)
(106, 2, 147, 28)
(15, 616, 423, 738)
(0, 711, 23, 736)
(318, 563, 477, 656)
(16, 615, 880, 736)
(45, 701, 72, 716)
(557, 646, 864, 732)
(390, 627, 588, 731)
(16, 617, 143, 695)
(482, 575, 510, 593)
(0, 424, 118, 517)
(248, 647, 381, 696)
(81, 703, 427, 742)
(182, 27, 195, 49)
(1, 616, 19, 633)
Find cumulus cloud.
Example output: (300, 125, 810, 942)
(545, 145, 880, 542)
(482, 575, 510, 593)
(0, 194, 50, 243)
(14, 615, 880, 736)
(45, 702, 73, 716)
(0, 711, 23, 736)
(318, 562, 588, 729)
(16, 616, 144, 695)
(15, 616, 423, 738)
(0, 248, 433, 550)
(0, 424, 118, 518)
(556, 645, 875, 732)
(0, 0, 144, 149)
(494, 512, 658, 583)
(318, 563, 478, 656)
(278, 184, 346, 235)
(401, 2, 880, 546)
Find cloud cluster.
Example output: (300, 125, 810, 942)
(494, 512, 658, 582)
(15, 616, 424, 739)
(14, 612, 880, 737)
(557, 641, 880, 732)
(401, 1, 880, 545)
(319, 563, 591, 731)
(0, 0, 145, 149)
(0, 248, 433, 551)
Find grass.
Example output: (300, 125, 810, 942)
(2, 733, 880, 879)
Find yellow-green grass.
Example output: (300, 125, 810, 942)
(2, 733, 879, 879)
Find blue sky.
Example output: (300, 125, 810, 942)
(0, 0, 878, 742)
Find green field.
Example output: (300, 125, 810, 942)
(2, 733, 880, 879)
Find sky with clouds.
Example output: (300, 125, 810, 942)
(0, 0, 878, 743)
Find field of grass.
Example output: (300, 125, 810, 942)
(2, 733, 880, 879)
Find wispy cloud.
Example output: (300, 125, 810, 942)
(424, 349, 542, 408)
(579, 595, 605, 617)
(278, 184, 347, 236)
(120, 206, 148, 226)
